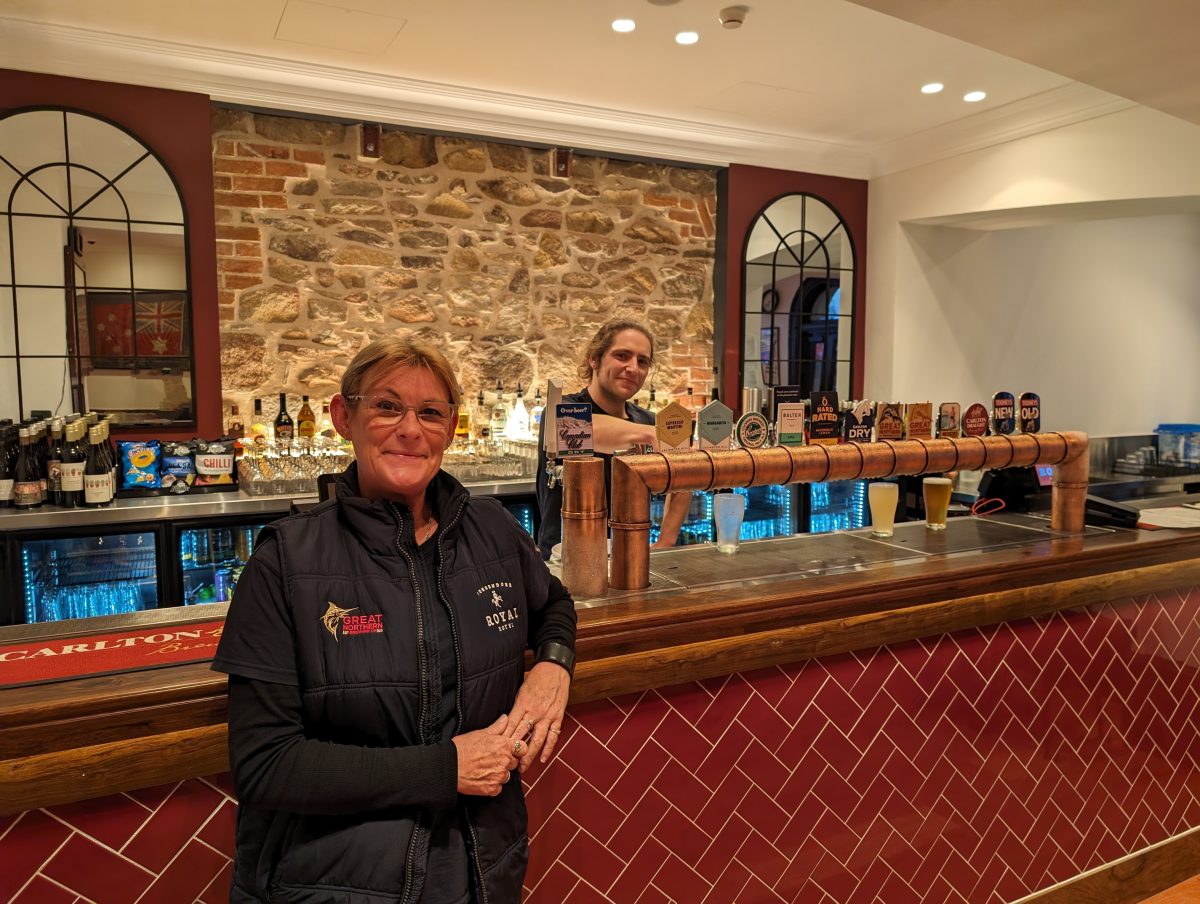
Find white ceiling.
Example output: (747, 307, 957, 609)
(0, 0, 1188, 178)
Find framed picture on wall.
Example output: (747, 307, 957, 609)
(85, 291, 189, 368)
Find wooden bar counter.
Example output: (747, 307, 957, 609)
(3, 516, 1200, 903)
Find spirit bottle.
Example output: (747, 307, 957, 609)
(274, 392, 294, 451)
(507, 382, 530, 440)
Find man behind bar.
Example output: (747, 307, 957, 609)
(536, 318, 691, 560)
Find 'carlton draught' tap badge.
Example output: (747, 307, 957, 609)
(962, 403, 990, 437)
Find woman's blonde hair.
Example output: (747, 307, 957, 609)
(340, 336, 463, 408)
(577, 318, 655, 383)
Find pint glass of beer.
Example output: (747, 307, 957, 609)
(867, 482, 899, 538)
(922, 476, 953, 531)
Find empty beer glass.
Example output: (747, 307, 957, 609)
(714, 492, 747, 554)
(922, 476, 953, 531)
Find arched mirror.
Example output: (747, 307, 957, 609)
(741, 193, 855, 399)
(0, 108, 193, 426)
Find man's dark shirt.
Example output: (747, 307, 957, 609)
(535, 388, 654, 559)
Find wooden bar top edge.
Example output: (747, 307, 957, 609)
(2, 528, 1199, 814)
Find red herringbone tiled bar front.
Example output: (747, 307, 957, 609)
(5, 519, 1200, 903)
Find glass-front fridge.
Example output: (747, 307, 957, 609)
(5, 525, 167, 625)
(171, 518, 276, 606)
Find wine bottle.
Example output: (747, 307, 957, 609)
(274, 392, 294, 451)
(99, 418, 117, 499)
(0, 426, 14, 508)
(83, 425, 112, 507)
(13, 427, 44, 509)
(248, 398, 269, 451)
(59, 420, 85, 507)
(297, 395, 316, 447)
(46, 418, 65, 506)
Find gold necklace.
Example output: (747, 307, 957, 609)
(416, 519, 436, 544)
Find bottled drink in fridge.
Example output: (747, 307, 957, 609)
(274, 392, 294, 450)
(13, 427, 43, 509)
(83, 425, 113, 507)
(46, 418, 65, 506)
(0, 425, 14, 507)
(59, 419, 85, 507)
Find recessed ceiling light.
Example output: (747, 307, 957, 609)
(964, 90, 987, 103)
(921, 82, 944, 95)
(675, 31, 699, 45)
(612, 18, 636, 33)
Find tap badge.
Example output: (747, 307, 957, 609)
(320, 601, 383, 641)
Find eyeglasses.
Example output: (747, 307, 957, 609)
(347, 395, 456, 428)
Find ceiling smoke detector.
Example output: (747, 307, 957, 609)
(719, 5, 748, 29)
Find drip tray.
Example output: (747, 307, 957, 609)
(578, 515, 1107, 604)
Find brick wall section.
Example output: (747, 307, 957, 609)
(211, 110, 717, 418)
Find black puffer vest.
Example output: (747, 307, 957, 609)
(238, 467, 548, 903)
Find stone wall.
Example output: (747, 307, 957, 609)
(211, 109, 716, 421)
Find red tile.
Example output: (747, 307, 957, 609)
(656, 757, 714, 822)
(123, 779, 225, 873)
(847, 685, 902, 753)
(810, 722, 861, 771)
(45, 795, 150, 853)
(609, 836, 671, 904)
(652, 707, 713, 774)
(702, 860, 751, 904)
(570, 697, 631, 744)
(697, 719, 753, 792)
(561, 777, 627, 843)
(607, 738, 670, 813)
(775, 747, 827, 814)
(809, 760, 862, 822)
(808, 849, 859, 903)
(525, 861, 579, 904)
(810, 807, 859, 865)
(526, 809, 579, 891)
(41, 833, 153, 904)
(735, 783, 790, 844)
(738, 689, 793, 755)
(199, 858, 234, 904)
(742, 665, 795, 709)
(655, 681, 715, 725)
(197, 798, 237, 858)
(653, 805, 712, 868)
(635, 884, 672, 904)
(559, 723, 628, 793)
(776, 664, 829, 725)
(568, 879, 617, 903)
(734, 825, 792, 888)
(0, 811, 20, 838)
(610, 789, 671, 863)
(137, 837, 229, 904)
(11, 875, 78, 904)
(126, 781, 179, 810)
(562, 828, 625, 895)
(880, 747, 925, 801)
(696, 768, 751, 837)
(697, 813, 753, 884)
(652, 851, 711, 903)
(736, 873, 786, 903)
(200, 773, 236, 799)
(523, 758, 579, 831)
(607, 691, 671, 764)
(811, 672, 865, 725)
(0, 810, 72, 903)
(736, 736, 791, 798)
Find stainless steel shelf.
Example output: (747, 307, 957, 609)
(0, 478, 537, 533)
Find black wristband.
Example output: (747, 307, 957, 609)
(535, 641, 575, 678)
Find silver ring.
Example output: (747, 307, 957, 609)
(548, 726, 562, 735)
(522, 717, 534, 732)
(513, 738, 523, 757)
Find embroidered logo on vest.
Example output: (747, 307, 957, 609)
(477, 582, 519, 633)
(321, 602, 384, 641)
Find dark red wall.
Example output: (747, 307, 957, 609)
(0, 69, 220, 439)
(722, 165, 868, 408)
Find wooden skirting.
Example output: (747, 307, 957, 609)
(1017, 826, 1200, 904)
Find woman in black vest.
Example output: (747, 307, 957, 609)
(215, 337, 576, 903)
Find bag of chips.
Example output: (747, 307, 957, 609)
(119, 440, 161, 489)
